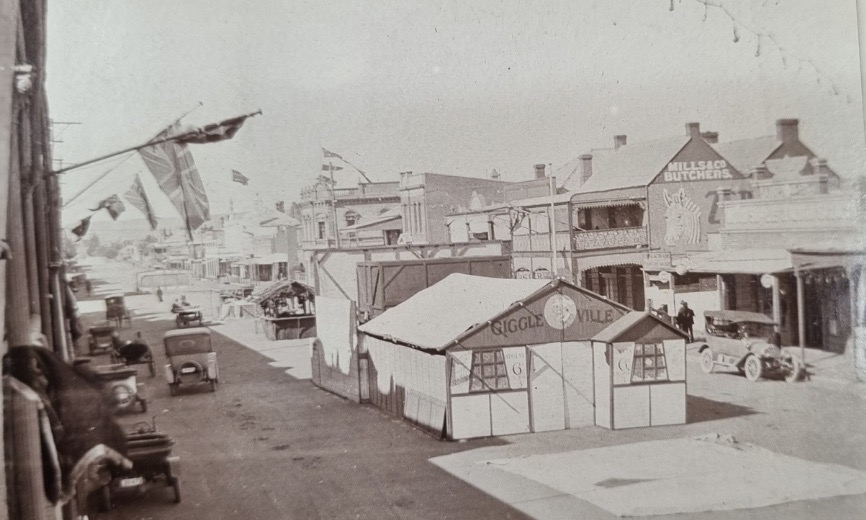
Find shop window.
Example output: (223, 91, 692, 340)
(675, 273, 718, 293)
(470, 350, 509, 392)
(632, 343, 668, 382)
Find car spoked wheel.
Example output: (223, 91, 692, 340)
(699, 349, 714, 374)
(743, 355, 763, 382)
(177, 361, 204, 386)
(785, 356, 804, 383)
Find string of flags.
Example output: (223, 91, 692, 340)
(66, 109, 261, 242)
(322, 148, 372, 183)
(124, 174, 158, 230)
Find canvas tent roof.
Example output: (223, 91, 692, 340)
(683, 248, 793, 275)
(593, 311, 687, 343)
(359, 274, 551, 350)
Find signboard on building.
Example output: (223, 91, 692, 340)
(644, 251, 673, 271)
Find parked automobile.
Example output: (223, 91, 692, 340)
(105, 295, 132, 327)
(699, 310, 803, 382)
(88, 324, 118, 356)
(91, 363, 148, 413)
(163, 327, 219, 395)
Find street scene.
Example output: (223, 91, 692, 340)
(2, 0, 866, 519)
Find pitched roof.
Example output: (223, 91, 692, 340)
(592, 311, 687, 343)
(562, 135, 690, 194)
(358, 274, 551, 350)
(710, 135, 780, 174)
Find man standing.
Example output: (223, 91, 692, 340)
(677, 300, 695, 342)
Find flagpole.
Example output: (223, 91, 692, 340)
(52, 107, 260, 176)
(330, 161, 341, 250)
(61, 102, 204, 207)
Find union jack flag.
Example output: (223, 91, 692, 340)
(139, 123, 211, 238)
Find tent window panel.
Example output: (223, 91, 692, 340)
(469, 350, 509, 392)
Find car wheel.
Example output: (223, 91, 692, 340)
(171, 477, 182, 503)
(785, 356, 804, 383)
(699, 349, 714, 374)
(744, 355, 763, 382)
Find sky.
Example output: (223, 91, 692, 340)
(46, 0, 865, 234)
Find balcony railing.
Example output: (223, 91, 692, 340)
(572, 226, 646, 250)
(512, 231, 570, 252)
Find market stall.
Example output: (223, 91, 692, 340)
(592, 311, 688, 429)
(252, 280, 316, 340)
(358, 273, 631, 439)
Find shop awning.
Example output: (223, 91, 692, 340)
(576, 251, 647, 271)
(790, 249, 866, 272)
(682, 248, 793, 275)
(252, 280, 315, 303)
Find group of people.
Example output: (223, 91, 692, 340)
(170, 295, 192, 313)
(656, 300, 695, 342)
(262, 295, 305, 318)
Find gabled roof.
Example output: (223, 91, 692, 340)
(592, 311, 687, 343)
(710, 135, 780, 174)
(562, 135, 690, 194)
(358, 274, 552, 350)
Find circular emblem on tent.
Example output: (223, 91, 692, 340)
(544, 294, 577, 329)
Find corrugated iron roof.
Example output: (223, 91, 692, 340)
(710, 135, 780, 174)
(561, 136, 690, 194)
(358, 274, 551, 350)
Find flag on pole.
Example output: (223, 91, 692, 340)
(321, 147, 372, 183)
(89, 195, 125, 220)
(71, 216, 92, 241)
(124, 174, 158, 230)
(139, 123, 211, 239)
(175, 111, 261, 145)
(232, 169, 249, 185)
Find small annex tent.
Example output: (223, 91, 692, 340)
(358, 273, 632, 439)
(591, 311, 689, 430)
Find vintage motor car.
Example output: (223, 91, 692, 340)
(163, 327, 219, 395)
(88, 323, 118, 356)
(699, 310, 804, 382)
(105, 295, 132, 328)
(101, 419, 180, 510)
(90, 363, 148, 413)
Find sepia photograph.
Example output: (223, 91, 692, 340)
(2, 0, 865, 518)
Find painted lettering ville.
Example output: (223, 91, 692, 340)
(491, 309, 614, 337)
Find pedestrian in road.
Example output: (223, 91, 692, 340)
(156, 286, 164, 303)
(85, 279, 92, 297)
(677, 300, 695, 342)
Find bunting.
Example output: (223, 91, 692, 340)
(89, 195, 125, 220)
(124, 174, 158, 230)
(71, 216, 92, 241)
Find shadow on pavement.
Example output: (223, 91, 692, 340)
(686, 394, 757, 424)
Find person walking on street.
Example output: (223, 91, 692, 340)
(677, 300, 695, 342)
(156, 286, 164, 303)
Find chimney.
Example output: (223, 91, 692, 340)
(614, 135, 627, 149)
(776, 118, 799, 143)
(579, 154, 593, 185)
(701, 131, 719, 144)
(751, 164, 771, 180)
(534, 163, 546, 179)
(686, 122, 701, 138)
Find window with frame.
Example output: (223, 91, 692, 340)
(632, 343, 668, 382)
(317, 221, 326, 239)
(469, 350, 510, 392)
